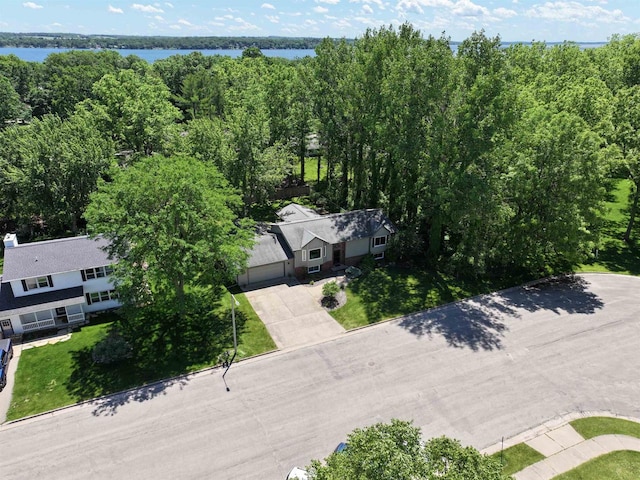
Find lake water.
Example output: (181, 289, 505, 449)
(0, 43, 607, 63)
(0, 47, 317, 63)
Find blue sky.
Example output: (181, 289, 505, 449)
(1, 1, 638, 42)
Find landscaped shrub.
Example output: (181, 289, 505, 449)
(92, 332, 133, 364)
(322, 280, 340, 299)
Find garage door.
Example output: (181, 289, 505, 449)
(248, 262, 285, 284)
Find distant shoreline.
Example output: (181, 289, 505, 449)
(0, 32, 610, 51)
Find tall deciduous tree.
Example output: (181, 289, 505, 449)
(308, 419, 508, 480)
(81, 69, 182, 156)
(0, 113, 114, 234)
(85, 155, 254, 313)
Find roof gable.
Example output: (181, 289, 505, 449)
(275, 209, 396, 251)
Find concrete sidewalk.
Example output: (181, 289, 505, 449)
(516, 431, 640, 479)
(482, 415, 640, 480)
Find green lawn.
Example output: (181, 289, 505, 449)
(330, 266, 516, 329)
(552, 451, 640, 480)
(578, 178, 640, 275)
(570, 417, 640, 440)
(295, 156, 327, 184)
(491, 443, 545, 477)
(7, 291, 275, 421)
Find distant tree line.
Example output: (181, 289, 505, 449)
(0, 32, 329, 50)
(0, 25, 639, 280)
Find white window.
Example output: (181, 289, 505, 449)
(374, 251, 385, 260)
(83, 266, 113, 281)
(373, 236, 387, 248)
(87, 289, 118, 305)
(308, 265, 320, 274)
(24, 276, 51, 290)
(309, 248, 322, 260)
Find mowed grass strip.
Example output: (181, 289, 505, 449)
(578, 178, 640, 275)
(551, 451, 640, 480)
(226, 289, 277, 358)
(330, 266, 504, 329)
(7, 292, 274, 421)
(491, 443, 545, 476)
(570, 417, 640, 440)
(8, 321, 111, 421)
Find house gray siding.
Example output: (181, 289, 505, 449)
(346, 238, 370, 258)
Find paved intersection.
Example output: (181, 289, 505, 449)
(1, 274, 639, 479)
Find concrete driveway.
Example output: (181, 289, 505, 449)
(243, 279, 345, 349)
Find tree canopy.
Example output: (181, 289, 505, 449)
(1, 26, 637, 277)
(308, 419, 509, 480)
(84, 155, 254, 313)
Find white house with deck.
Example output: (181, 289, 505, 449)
(0, 234, 120, 338)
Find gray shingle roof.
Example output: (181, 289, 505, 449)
(275, 209, 396, 251)
(2, 236, 113, 282)
(247, 233, 292, 268)
(276, 203, 320, 222)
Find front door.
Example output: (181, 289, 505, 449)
(0, 319, 14, 338)
(55, 307, 68, 323)
(333, 247, 341, 265)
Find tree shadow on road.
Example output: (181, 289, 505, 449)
(510, 275, 604, 315)
(397, 275, 604, 351)
(398, 296, 511, 351)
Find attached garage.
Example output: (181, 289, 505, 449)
(237, 232, 293, 286)
(245, 261, 285, 284)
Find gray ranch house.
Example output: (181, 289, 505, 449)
(237, 204, 396, 286)
(0, 234, 120, 338)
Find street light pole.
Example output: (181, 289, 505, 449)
(222, 293, 240, 392)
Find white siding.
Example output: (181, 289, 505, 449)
(84, 299, 120, 313)
(10, 270, 82, 298)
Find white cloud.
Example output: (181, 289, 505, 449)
(178, 19, 192, 25)
(131, 3, 164, 13)
(451, 0, 489, 17)
(362, 4, 374, 13)
(314, 6, 329, 13)
(108, 5, 124, 14)
(266, 15, 280, 23)
(229, 17, 259, 31)
(154, 15, 164, 21)
(165, 2, 173, 7)
(262, 3, 276, 9)
(51, 22, 62, 26)
(493, 7, 517, 18)
(526, 1, 628, 24)
(317, 0, 340, 3)
(23, 2, 43, 9)
(333, 18, 352, 27)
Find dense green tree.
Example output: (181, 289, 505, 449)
(499, 109, 607, 269)
(0, 75, 25, 125)
(308, 419, 508, 480)
(613, 86, 640, 241)
(85, 155, 254, 313)
(82, 69, 182, 156)
(0, 113, 114, 234)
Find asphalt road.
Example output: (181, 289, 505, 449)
(1, 273, 639, 480)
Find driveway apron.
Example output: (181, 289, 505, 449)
(243, 280, 345, 349)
